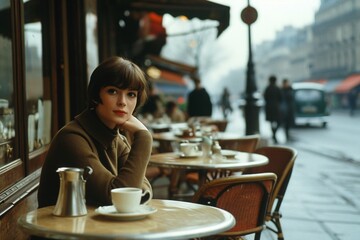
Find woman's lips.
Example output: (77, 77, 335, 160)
(113, 110, 126, 116)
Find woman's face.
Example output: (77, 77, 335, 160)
(96, 86, 138, 129)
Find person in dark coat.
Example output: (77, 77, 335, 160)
(280, 78, 295, 141)
(264, 75, 282, 143)
(348, 89, 357, 116)
(220, 87, 233, 119)
(186, 76, 212, 118)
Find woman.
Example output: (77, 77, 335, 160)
(37, 56, 153, 207)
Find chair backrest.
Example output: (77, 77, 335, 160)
(204, 119, 228, 132)
(188, 117, 228, 132)
(217, 134, 260, 152)
(243, 146, 297, 214)
(192, 173, 277, 239)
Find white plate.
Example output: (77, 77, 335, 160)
(179, 151, 203, 158)
(221, 149, 238, 158)
(95, 205, 157, 221)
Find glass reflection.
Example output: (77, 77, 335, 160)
(85, 0, 99, 80)
(24, 21, 45, 151)
(0, 0, 15, 166)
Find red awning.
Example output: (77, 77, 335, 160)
(335, 74, 360, 93)
(125, 0, 230, 37)
(159, 70, 186, 85)
(139, 12, 166, 39)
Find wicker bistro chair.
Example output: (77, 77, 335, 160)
(192, 173, 277, 240)
(242, 146, 298, 240)
(204, 119, 228, 132)
(217, 134, 260, 153)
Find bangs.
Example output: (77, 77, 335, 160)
(113, 70, 145, 92)
(109, 59, 146, 92)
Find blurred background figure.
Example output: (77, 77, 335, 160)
(348, 89, 357, 116)
(165, 100, 185, 123)
(220, 87, 233, 119)
(281, 78, 295, 142)
(264, 75, 282, 144)
(186, 76, 212, 119)
(139, 81, 166, 123)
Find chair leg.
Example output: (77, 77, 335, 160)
(268, 196, 285, 240)
(254, 231, 262, 240)
(266, 212, 284, 240)
(272, 212, 284, 240)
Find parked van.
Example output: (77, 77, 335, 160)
(292, 82, 330, 127)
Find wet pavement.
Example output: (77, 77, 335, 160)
(152, 107, 360, 240)
(225, 108, 360, 240)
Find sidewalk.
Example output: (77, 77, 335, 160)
(222, 108, 360, 240)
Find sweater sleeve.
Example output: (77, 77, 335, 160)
(38, 129, 117, 207)
(112, 130, 153, 202)
(39, 128, 154, 208)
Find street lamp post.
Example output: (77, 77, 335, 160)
(241, 1, 259, 135)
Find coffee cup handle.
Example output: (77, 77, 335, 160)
(141, 189, 152, 205)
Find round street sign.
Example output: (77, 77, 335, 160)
(241, 6, 258, 25)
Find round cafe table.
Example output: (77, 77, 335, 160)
(18, 199, 235, 240)
(152, 131, 244, 153)
(149, 151, 269, 188)
(152, 131, 243, 142)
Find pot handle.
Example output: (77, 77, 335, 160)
(83, 166, 93, 180)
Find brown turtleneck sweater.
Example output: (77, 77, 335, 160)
(37, 109, 153, 207)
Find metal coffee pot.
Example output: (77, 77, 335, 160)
(53, 166, 93, 217)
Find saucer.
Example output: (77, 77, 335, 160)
(95, 205, 157, 221)
(179, 151, 202, 158)
(221, 149, 238, 158)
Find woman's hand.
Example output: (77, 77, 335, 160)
(119, 115, 148, 133)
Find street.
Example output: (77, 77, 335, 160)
(289, 109, 360, 163)
(223, 107, 360, 240)
(152, 107, 360, 239)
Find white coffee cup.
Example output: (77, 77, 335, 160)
(111, 187, 151, 213)
(180, 142, 199, 156)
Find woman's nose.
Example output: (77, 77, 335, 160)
(117, 94, 126, 106)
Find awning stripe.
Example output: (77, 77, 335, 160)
(335, 74, 360, 93)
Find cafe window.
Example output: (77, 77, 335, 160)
(85, 0, 99, 80)
(0, 0, 16, 168)
(0, 0, 56, 192)
(24, 0, 52, 153)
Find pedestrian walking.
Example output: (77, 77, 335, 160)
(264, 75, 282, 143)
(220, 87, 233, 119)
(280, 78, 295, 141)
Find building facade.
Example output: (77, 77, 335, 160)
(254, 0, 360, 108)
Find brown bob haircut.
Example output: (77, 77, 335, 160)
(87, 56, 148, 111)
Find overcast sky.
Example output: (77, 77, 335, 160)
(212, 0, 321, 63)
(201, 0, 321, 93)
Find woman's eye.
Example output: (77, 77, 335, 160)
(128, 91, 137, 98)
(106, 88, 117, 95)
